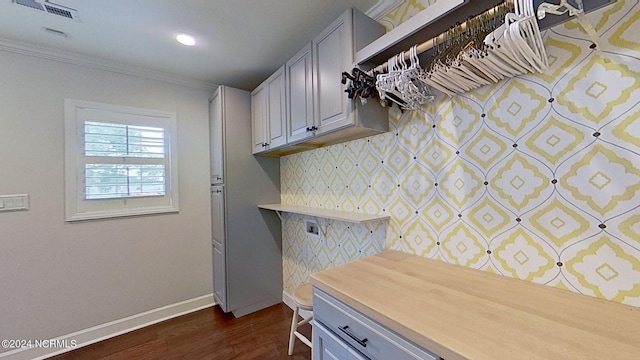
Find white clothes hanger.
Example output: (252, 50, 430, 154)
(503, 14, 537, 72)
(457, 54, 495, 85)
(484, 17, 532, 74)
(404, 46, 435, 105)
(537, 0, 602, 54)
(376, 54, 413, 108)
(508, 16, 548, 72)
(400, 0, 553, 96)
(537, 0, 583, 18)
(429, 62, 468, 94)
(520, 13, 549, 68)
(481, 45, 522, 78)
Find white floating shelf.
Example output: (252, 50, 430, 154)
(258, 204, 389, 224)
(355, 0, 616, 68)
(355, 0, 468, 66)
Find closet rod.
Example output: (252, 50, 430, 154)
(370, 0, 513, 73)
(366, 0, 616, 73)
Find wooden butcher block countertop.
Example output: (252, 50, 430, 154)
(310, 250, 640, 360)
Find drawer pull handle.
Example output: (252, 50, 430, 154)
(338, 325, 368, 347)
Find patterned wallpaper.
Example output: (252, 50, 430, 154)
(377, 0, 430, 30)
(281, 0, 640, 306)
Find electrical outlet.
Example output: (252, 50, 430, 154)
(305, 218, 320, 238)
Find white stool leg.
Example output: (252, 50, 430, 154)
(311, 320, 314, 360)
(288, 306, 300, 355)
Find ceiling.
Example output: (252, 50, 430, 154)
(0, 0, 396, 90)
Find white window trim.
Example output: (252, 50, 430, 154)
(64, 99, 179, 221)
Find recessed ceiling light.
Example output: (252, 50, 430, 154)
(176, 34, 196, 46)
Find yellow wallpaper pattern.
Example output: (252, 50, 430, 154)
(281, 0, 640, 306)
(377, 0, 431, 30)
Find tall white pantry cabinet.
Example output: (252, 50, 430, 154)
(209, 85, 282, 317)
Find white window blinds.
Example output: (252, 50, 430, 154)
(83, 121, 167, 200)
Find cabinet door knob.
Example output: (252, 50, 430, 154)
(312, 126, 318, 131)
(306, 127, 311, 132)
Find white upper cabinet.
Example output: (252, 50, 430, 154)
(286, 43, 314, 144)
(312, 10, 353, 135)
(253, 8, 388, 156)
(251, 66, 287, 154)
(209, 88, 224, 184)
(268, 66, 287, 149)
(313, 8, 387, 137)
(251, 83, 268, 154)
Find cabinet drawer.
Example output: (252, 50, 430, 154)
(314, 288, 440, 360)
(314, 321, 370, 360)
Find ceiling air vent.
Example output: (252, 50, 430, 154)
(13, 0, 80, 21)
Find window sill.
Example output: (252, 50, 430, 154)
(65, 205, 179, 222)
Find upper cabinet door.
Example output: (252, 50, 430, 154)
(313, 9, 353, 135)
(209, 87, 224, 184)
(267, 66, 287, 149)
(252, 66, 287, 154)
(286, 44, 314, 144)
(251, 84, 268, 154)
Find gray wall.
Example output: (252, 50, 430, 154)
(0, 50, 213, 344)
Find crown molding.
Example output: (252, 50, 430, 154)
(0, 2, 404, 92)
(365, 0, 407, 20)
(0, 37, 218, 92)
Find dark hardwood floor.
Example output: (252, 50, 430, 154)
(48, 304, 312, 360)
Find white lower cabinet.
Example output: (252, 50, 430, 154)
(313, 288, 441, 360)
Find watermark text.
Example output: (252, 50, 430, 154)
(2, 339, 77, 349)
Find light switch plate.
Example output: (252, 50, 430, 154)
(0, 194, 29, 212)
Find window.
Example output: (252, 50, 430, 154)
(83, 121, 166, 200)
(65, 99, 179, 221)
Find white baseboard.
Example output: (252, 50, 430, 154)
(283, 291, 312, 319)
(0, 294, 215, 360)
